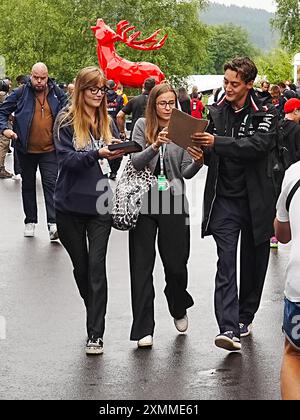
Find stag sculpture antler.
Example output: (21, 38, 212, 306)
(92, 19, 168, 88)
(115, 20, 168, 51)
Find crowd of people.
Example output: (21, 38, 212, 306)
(0, 57, 299, 399)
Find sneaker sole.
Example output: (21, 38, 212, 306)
(215, 336, 241, 351)
(24, 233, 34, 237)
(86, 347, 104, 355)
(240, 331, 251, 337)
(137, 341, 153, 348)
(138, 342, 153, 348)
(174, 323, 188, 333)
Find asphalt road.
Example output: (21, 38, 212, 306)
(0, 154, 289, 400)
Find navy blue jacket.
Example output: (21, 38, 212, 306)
(0, 79, 67, 154)
(53, 113, 121, 215)
(106, 89, 123, 121)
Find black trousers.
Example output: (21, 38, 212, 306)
(56, 211, 111, 339)
(17, 150, 57, 224)
(129, 210, 194, 341)
(209, 196, 270, 336)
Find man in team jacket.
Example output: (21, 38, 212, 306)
(191, 57, 278, 351)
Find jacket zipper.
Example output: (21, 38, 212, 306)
(205, 125, 234, 233)
(205, 159, 219, 233)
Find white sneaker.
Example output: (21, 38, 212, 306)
(137, 335, 153, 348)
(24, 223, 35, 237)
(48, 223, 59, 241)
(174, 315, 188, 333)
(12, 174, 21, 180)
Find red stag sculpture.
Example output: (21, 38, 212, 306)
(91, 19, 168, 88)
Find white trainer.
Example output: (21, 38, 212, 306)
(24, 223, 35, 237)
(137, 335, 153, 348)
(48, 223, 59, 241)
(174, 315, 188, 333)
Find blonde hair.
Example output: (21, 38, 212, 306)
(145, 83, 177, 144)
(59, 66, 112, 149)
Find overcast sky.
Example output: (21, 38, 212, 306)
(211, 0, 276, 13)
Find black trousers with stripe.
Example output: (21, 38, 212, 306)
(209, 196, 270, 336)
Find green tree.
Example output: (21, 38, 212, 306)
(0, 0, 208, 84)
(255, 49, 293, 83)
(0, 0, 100, 82)
(199, 24, 258, 74)
(272, 0, 300, 53)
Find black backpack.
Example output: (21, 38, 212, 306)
(275, 120, 291, 171)
(269, 119, 292, 196)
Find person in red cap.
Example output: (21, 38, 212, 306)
(270, 97, 300, 249)
(282, 98, 300, 166)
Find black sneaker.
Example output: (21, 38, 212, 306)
(85, 337, 103, 355)
(215, 331, 241, 351)
(239, 322, 252, 337)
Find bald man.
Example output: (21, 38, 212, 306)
(67, 83, 75, 100)
(0, 62, 67, 240)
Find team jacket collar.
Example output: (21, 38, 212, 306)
(214, 89, 269, 115)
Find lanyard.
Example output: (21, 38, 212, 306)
(159, 144, 166, 176)
(89, 131, 105, 150)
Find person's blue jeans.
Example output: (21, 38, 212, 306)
(17, 150, 58, 224)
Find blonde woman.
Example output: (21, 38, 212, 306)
(53, 67, 124, 355)
(129, 83, 203, 347)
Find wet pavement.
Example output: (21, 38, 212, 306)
(0, 154, 289, 400)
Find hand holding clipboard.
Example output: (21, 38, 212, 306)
(167, 108, 209, 150)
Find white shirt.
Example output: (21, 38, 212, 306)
(276, 161, 300, 301)
(207, 94, 215, 106)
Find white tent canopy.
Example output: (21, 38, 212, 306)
(293, 53, 300, 84)
(185, 75, 224, 93)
